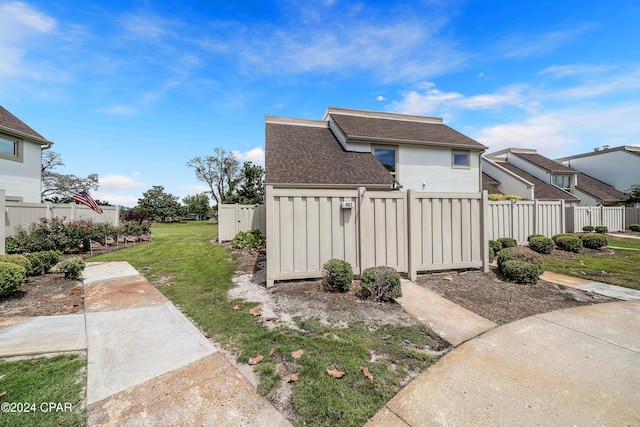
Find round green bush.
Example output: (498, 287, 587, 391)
(528, 236, 555, 254)
(25, 253, 46, 276)
(359, 266, 402, 301)
(501, 260, 543, 285)
(497, 237, 517, 249)
(527, 234, 544, 242)
(37, 251, 61, 272)
(555, 235, 583, 253)
(497, 246, 543, 272)
(488, 240, 502, 262)
(580, 233, 608, 249)
(582, 225, 595, 233)
(0, 261, 26, 297)
(552, 233, 576, 243)
(0, 254, 32, 275)
(57, 257, 86, 280)
(231, 229, 265, 250)
(594, 226, 608, 234)
(322, 259, 353, 292)
(630, 224, 640, 232)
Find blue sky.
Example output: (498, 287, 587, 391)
(2, 0, 640, 206)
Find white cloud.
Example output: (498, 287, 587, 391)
(120, 13, 172, 39)
(93, 173, 147, 207)
(376, 95, 387, 101)
(99, 105, 138, 115)
(496, 24, 593, 59)
(232, 147, 265, 166)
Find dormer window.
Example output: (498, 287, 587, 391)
(552, 174, 571, 189)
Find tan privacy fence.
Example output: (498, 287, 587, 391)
(625, 207, 640, 227)
(566, 206, 625, 232)
(0, 190, 119, 254)
(486, 200, 565, 244)
(218, 204, 266, 241)
(264, 187, 490, 285)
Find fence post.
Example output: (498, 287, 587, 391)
(560, 200, 566, 233)
(265, 186, 275, 287)
(407, 190, 417, 281)
(481, 191, 489, 273)
(533, 199, 538, 236)
(357, 187, 368, 274)
(0, 189, 5, 255)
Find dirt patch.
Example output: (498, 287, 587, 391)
(0, 274, 84, 317)
(416, 268, 615, 324)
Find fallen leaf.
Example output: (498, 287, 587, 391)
(269, 348, 275, 356)
(249, 305, 262, 316)
(286, 373, 299, 383)
(29, 360, 39, 365)
(291, 349, 304, 359)
(277, 367, 286, 376)
(0, 391, 6, 398)
(233, 304, 239, 311)
(248, 355, 264, 365)
(360, 366, 374, 380)
(327, 368, 345, 379)
(266, 317, 278, 321)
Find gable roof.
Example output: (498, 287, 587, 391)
(574, 172, 628, 203)
(511, 152, 574, 173)
(265, 118, 393, 188)
(556, 145, 640, 161)
(326, 107, 486, 150)
(496, 161, 580, 201)
(481, 172, 502, 194)
(0, 105, 52, 145)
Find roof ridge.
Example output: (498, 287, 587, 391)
(324, 107, 443, 124)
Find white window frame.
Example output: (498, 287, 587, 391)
(552, 174, 571, 190)
(451, 150, 471, 169)
(0, 135, 23, 162)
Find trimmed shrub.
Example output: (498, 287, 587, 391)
(322, 259, 353, 292)
(528, 236, 555, 254)
(497, 246, 543, 271)
(581, 233, 608, 249)
(497, 237, 517, 249)
(359, 266, 402, 301)
(488, 240, 502, 262)
(527, 234, 544, 242)
(582, 225, 595, 233)
(231, 229, 265, 250)
(0, 254, 32, 275)
(595, 226, 608, 234)
(0, 261, 26, 297)
(57, 257, 86, 280)
(501, 260, 543, 285)
(37, 251, 61, 272)
(630, 224, 640, 232)
(555, 235, 583, 253)
(24, 253, 46, 276)
(552, 233, 575, 243)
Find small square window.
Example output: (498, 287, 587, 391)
(374, 147, 397, 176)
(452, 151, 470, 168)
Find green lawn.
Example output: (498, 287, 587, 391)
(0, 354, 85, 427)
(542, 235, 640, 290)
(91, 222, 440, 427)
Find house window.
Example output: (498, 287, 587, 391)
(373, 147, 397, 178)
(552, 174, 571, 189)
(452, 150, 470, 168)
(0, 136, 20, 161)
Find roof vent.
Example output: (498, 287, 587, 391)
(594, 147, 600, 151)
(603, 145, 610, 150)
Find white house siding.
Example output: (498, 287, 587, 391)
(398, 145, 480, 192)
(481, 159, 535, 199)
(0, 141, 42, 202)
(505, 154, 550, 183)
(562, 151, 640, 192)
(572, 188, 600, 207)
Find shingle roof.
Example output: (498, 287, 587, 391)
(482, 173, 502, 194)
(329, 113, 486, 149)
(497, 162, 579, 201)
(0, 105, 48, 142)
(513, 152, 573, 173)
(556, 145, 640, 161)
(575, 172, 628, 203)
(265, 121, 394, 187)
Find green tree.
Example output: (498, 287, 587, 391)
(183, 193, 211, 220)
(41, 151, 100, 202)
(223, 162, 265, 204)
(137, 186, 184, 222)
(186, 147, 240, 205)
(625, 184, 640, 203)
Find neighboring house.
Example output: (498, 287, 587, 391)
(484, 148, 627, 206)
(0, 105, 53, 202)
(266, 107, 487, 192)
(555, 145, 640, 193)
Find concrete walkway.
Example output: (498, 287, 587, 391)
(0, 261, 290, 427)
(541, 271, 640, 301)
